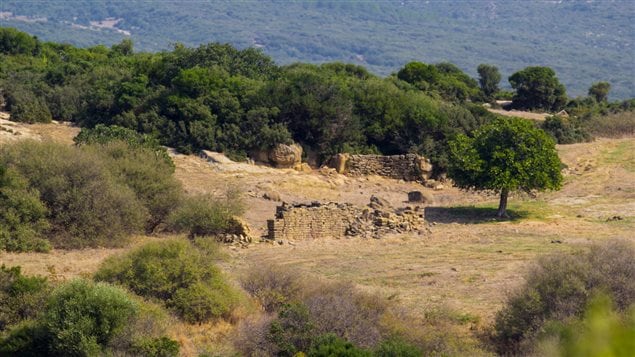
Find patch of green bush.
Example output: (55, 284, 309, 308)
(167, 190, 244, 238)
(88, 141, 182, 233)
(0, 278, 178, 356)
(541, 115, 591, 144)
(308, 334, 372, 357)
(0, 164, 50, 252)
(0, 141, 146, 248)
(94, 238, 239, 323)
(0, 265, 49, 332)
(491, 239, 635, 355)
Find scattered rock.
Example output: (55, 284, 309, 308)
(606, 215, 623, 222)
(551, 240, 563, 244)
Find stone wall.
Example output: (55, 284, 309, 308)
(329, 153, 432, 182)
(267, 196, 425, 241)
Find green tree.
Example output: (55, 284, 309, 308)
(509, 66, 567, 111)
(588, 81, 611, 103)
(448, 117, 562, 217)
(477, 64, 501, 100)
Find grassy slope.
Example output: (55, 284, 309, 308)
(1, 1, 633, 99)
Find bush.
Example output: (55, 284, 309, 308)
(0, 265, 49, 332)
(492, 239, 635, 354)
(308, 334, 371, 357)
(0, 164, 50, 252)
(42, 279, 138, 355)
(267, 302, 316, 356)
(241, 264, 306, 313)
(536, 294, 635, 357)
(0, 141, 146, 248)
(87, 141, 182, 233)
(374, 338, 423, 357)
(583, 110, 635, 138)
(167, 190, 244, 238)
(0, 278, 178, 356)
(541, 115, 592, 144)
(94, 239, 239, 323)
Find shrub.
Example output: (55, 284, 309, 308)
(167, 190, 244, 238)
(0, 164, 50, 252)
(94, 239, 239, 323)
(87, 141, 182, 233)
(74, 124, 173, 169)
(304, 282, 386, 348)
(267, 302, 316, 356)
(536, 294, 635, 357)
(308, 334, 371, 357)
(0, 278, 178, 356)
(541, 115, 591, 144)
(374, 338, 423, 357)
(241, 264, 306, 313)
(0, 141, 146, 248)
(583, 110, 635, 138)
(42, 279, 138, 355)
(492, 239, 635, 354)
(0, 265, 49, 331)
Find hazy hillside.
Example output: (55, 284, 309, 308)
(1, 0, 633, 99)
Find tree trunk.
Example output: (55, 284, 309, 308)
(497, 189, 509, 218)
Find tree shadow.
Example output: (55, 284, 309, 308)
(424, 206, 529, 224)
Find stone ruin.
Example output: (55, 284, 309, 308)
(267, 196, 425, 241)
(328, 153, 432, 182)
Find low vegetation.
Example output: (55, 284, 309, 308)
(0, 276, 178, 356)
(94, 238, 239, 323)
(491, 239, 635, 355)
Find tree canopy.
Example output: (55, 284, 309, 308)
(477, 64, 501, 101)
(448, 117, 563, 217)
(509, 66, 567, 112)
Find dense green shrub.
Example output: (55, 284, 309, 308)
(374, 338, 423, 357)
(0, 265, 49, 332)
(308, 334, 372, 357)
(88, 141, 182, 233)
(0, 164, 50, 252)
(0, 278, 178, 356)
(167, 191, 243, 238)
(492, 240, 635, 355)
(94, 239, 239, 323)
(0, 141, 146, 248)
(74, 124, 173, 169)
(267, 302, 316, 356)
(541, 115, 592, 144)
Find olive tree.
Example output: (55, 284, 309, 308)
(448, 117, 562, 217)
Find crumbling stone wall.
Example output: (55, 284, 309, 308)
(267, 197, 425, 241)
(329, 154, 432, 182)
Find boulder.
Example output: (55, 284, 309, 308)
(226, 216, 253, 241)
(407, 191, 431, 203)
(330, 153, 350, 174)
(269, 143, 303, 168)
(263, 190, 282, 202)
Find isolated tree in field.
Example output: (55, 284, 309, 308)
(477, 64, 501, 100)
(448, 117, 562, 217)
(588, 81, 611, 103)
(508, 66, 567, 111)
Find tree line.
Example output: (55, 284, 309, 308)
(0, 27, 631, 171)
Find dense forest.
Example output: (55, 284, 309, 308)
(1, 27, 633, 173)
(1, 0, 633, 99)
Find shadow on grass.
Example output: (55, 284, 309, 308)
(424, 206, 530, 224)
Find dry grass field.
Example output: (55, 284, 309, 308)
(1, 116, 633, 354)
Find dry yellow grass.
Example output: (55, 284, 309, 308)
(0, 117, 633, 354)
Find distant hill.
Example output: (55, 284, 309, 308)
(1, 0, 633, 99)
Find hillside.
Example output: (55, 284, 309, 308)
(2, 116, 633, 354)
(1, 0, 633, 99)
